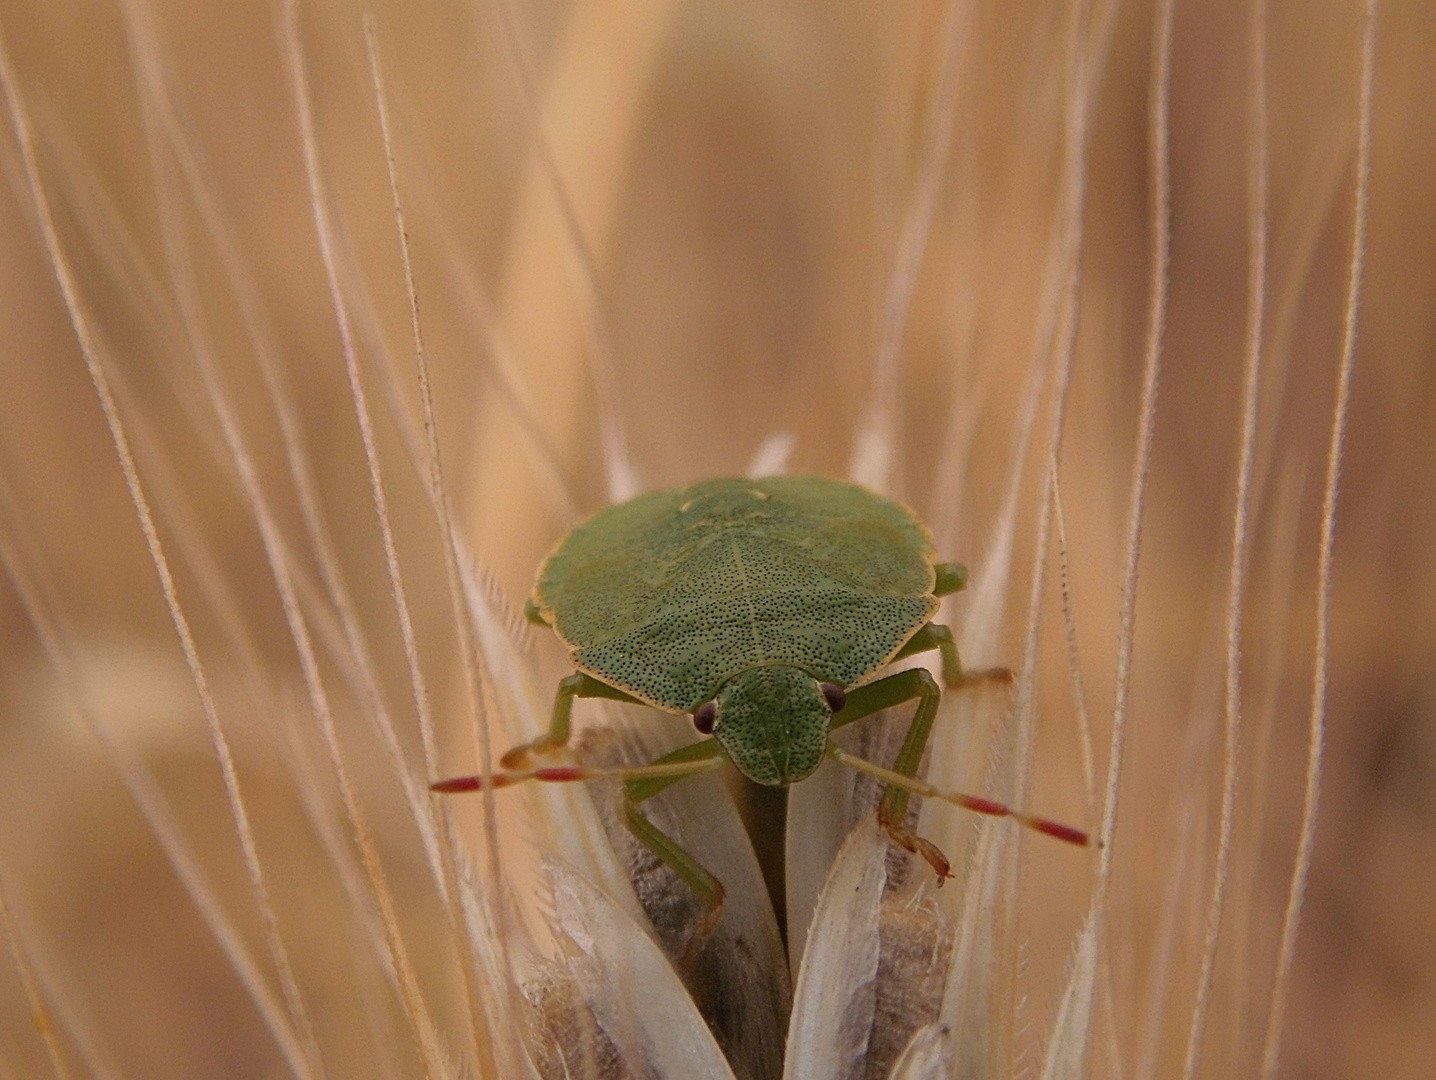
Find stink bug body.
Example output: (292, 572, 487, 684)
(435, 476, 1087, 930)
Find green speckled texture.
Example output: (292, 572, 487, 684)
(711, 665, 833, 785)
(533, 476, 939, 711)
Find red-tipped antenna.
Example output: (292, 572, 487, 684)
(828, 744, 1093, 847)
(430, 756, 724, 794)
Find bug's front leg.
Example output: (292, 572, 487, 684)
(501, 672, 645, 768)
(830, 667, 954, 880)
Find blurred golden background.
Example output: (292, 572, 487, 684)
(0, 0, 1431, 1077)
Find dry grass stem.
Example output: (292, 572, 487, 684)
(1261, 2, 1378, 1075)
(851, 0, 973, 492)
(1050, 455, 1096, 816)
(118, 0, 457, 918)
(1098, 0, 1171, 895)
(0, 483, 316, 1075)
(0, 870, 71, 1080)
(1231, 459, 1306, 1064)
(0, 22, 329, 1080)
(277, 5, 457, 1070)
(491, 0, 637, 501)
(1179, 0, 1269, 1073)
(1078, 0, 1174, 1076)
(365, 17, 505, 1070)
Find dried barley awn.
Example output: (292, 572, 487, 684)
(434, 476, 1087, 930)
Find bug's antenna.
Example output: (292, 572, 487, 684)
(827, 744, 1092, 847)
(431, 755, 725, 793)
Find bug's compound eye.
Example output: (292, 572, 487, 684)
(819, 682, 846, 713)
(693, 701, 717, 735)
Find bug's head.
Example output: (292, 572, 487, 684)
(696, 665, 845, 786)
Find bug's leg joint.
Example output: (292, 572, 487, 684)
(502, 672, 590, 768)
(932, 562, 969, 596)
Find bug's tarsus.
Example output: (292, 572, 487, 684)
(878, 811, 953, 884)
(499, 736, 560, 770)
(891, 621, 1014, 691)
(950, 665, 1015, 690)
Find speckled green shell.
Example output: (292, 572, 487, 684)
(531, 476, 941, 712)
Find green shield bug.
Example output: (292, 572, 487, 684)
(434, 475, 1088, 932)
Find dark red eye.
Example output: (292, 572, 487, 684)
(693, 701, 716, 734)
(820, 682, 845, 712)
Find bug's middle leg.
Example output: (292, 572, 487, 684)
(501, 672, 645, 768)
(830, 666, 956, 879)
(891, 622, 1015, 690)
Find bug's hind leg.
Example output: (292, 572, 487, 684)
(501, 672, 645, 768)
(892, 622, 1014, 691)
